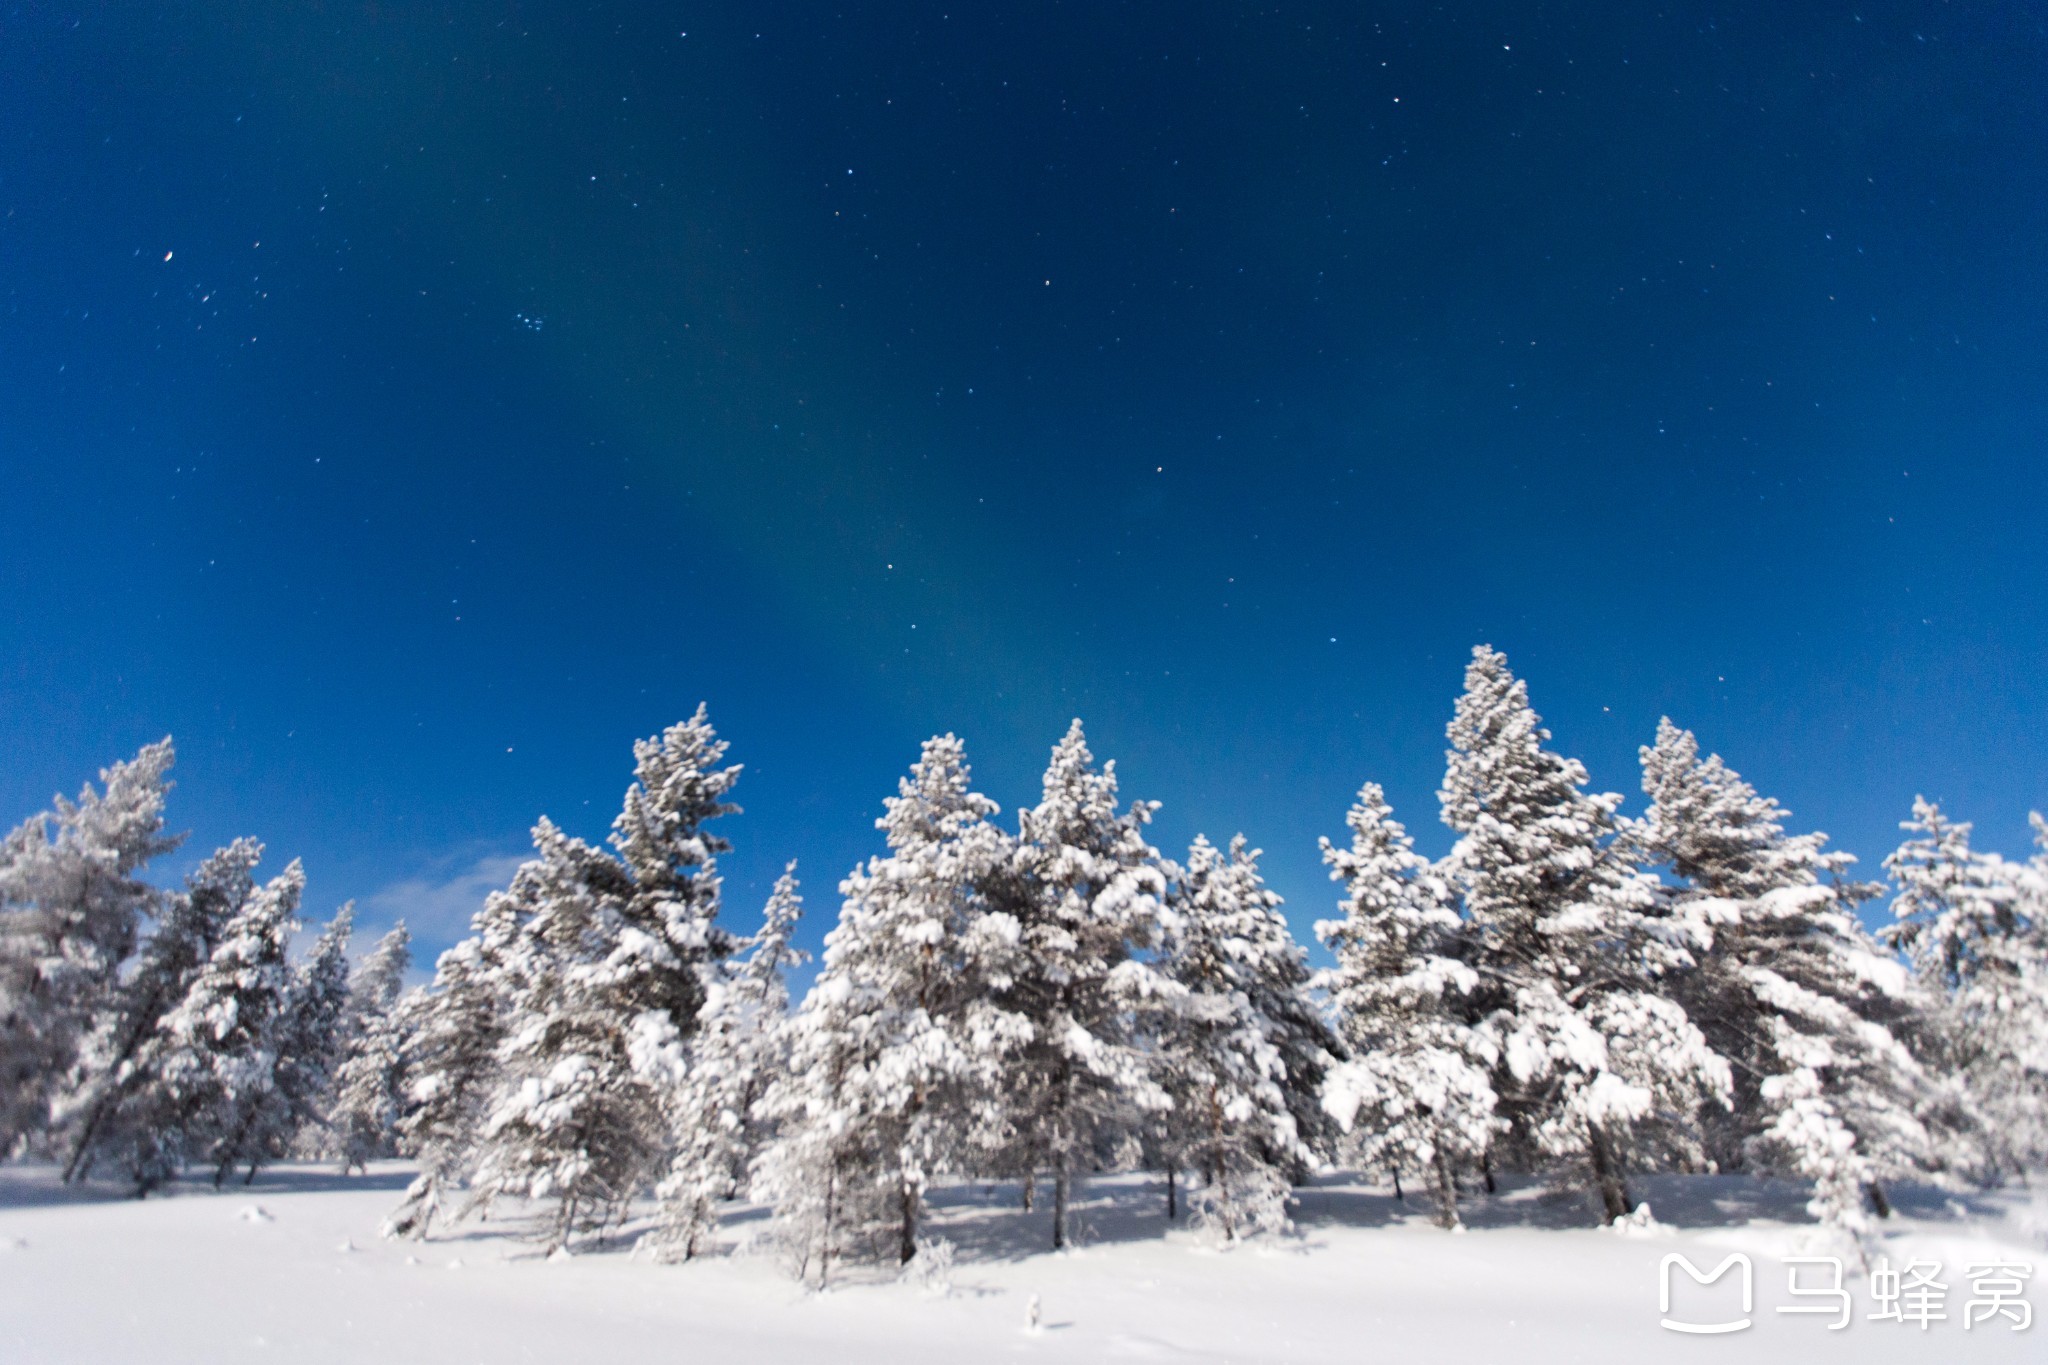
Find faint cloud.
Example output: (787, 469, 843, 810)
(360, 848, 528, 955)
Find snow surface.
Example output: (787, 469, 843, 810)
(2, 1164, 2040, 1363)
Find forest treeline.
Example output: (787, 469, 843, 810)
(3, 647, 2043, 1281)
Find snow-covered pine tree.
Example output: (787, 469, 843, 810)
(646, 862, 809, 1262)
(721, 869, 806, 1169)
(124, 860, 305, 1193)
(229, 904, 357, 1174)
(1883, 798, 2048, 1175)
(1159, 834, 1334, 1241)
(0, 740, 181, 1154)
(468, 711, 741, 1250)
(755, 735, 1028, 1277)
(350, 924, 414, 1025)
(328, 923, 414, 1172)
(749, 985, 868, 1285)
(179, 897, 350, 1186)
(1632, 720, 1930, 1234)
(384, 890, 525, 1239)
(1317, 784, 1498, 1230)
(466, 819, 658, 1247)
(58, 838, 264, 1182)
(1440, 647, 1728, 1222)
(990, 721, 1176, 1250)
(609, 705, 745, 1028)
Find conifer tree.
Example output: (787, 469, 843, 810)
(1883, 799, 2048, 1174)
(1317, 785, 1498, 1229)
(239, 905, 356, 1168)
(991, 721, 1176, 1249)
(1440, 648, 1728, 1222)
(0, 740, 181, 1153)
(468, 820, 661, 1247)
(750, 995, 868, 1285)
(329, 923, 414, 1172)
(756, 735, 1028, 1274)
(467, 710, 741, 1249)
(647, 864, 808, 1262)
(1633, 720, 1930, 1233)
(350, 923, 414, 1022)
(59, 838, 263, 1182)
(1160, 834, 1333, 1240)
(385, 891, 524, 1239)
(127, 861, 305, 1193)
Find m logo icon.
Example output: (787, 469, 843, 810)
(1660, 1253, 1754, 1334)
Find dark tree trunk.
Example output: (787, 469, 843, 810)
(898, 1180, 918, 1264)
(1391, 1167, 1403, 1202)
(1051, 1158, 1070, 1250)
(1586, 1128, 1633, 1224)
(1022, 1172, 1034, 1212)
(61, 1104, 110, 1184)
(1481, 1151, 1497, 1194)
(1166, 1167, 1178, 1220)
(1865, 1181, 1892, 1219)
(819, 1170, 838, 1289)
(1433, 1148, 1462, 1230)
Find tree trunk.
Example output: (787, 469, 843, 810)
(61, 1101, 111, 1184)
(1051, 1158, 1070, 1250)
(557, 1198, 578, 1256)
(1433, 1147, 1462, 1231)
(1391, 1166, 1403, 1202)
(1165, 1167, 1177, 1220)
(1865, 1181, 1892, 1219)
(898, 1179, 918, 1265)
(1481, 1151, 1496, 1194)
(1586, 1127, 1633, 1224)
(819, 1170, 838, 1289)
(214, 1105, 260, 1189)
(1021, 1171, 1034, 1212)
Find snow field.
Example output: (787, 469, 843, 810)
(2, 1165, 2039, 1365)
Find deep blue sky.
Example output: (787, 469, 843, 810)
(4, 2, 2045, 964)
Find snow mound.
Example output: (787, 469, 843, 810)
(1609, 1202, 1666, 1238)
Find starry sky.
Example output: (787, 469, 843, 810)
(4, 3, 2045, 964)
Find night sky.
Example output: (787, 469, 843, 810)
(5, 3, 2045, 964)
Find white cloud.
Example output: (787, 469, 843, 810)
(359, 849, 529, 954)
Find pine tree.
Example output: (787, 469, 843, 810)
(749, 993, 869, 1285)
(1632, 720, 1930, 1234)
(756, 735, 1028, 1277)
(1317, 785, 1498, 1230)
(350, 924, 414, 1022)
(385, 890, 524, 1239)
(647, 863, 808, 1262)
(125, 861, 305, 1193)
(468, 819, 662, 1247)
(0, 740, 181, 1153)
(990, 720, 1176, 1250)
(58, 838, 264, 1182)
(1883, 798, 2048, 1174)
(468, 710, 741, 1249)
(1440, 648, 1728, 1222)
(329, 923, 414, 1172)
(1159, 834, 1334, 1241)
(234, 904, 356, 1172)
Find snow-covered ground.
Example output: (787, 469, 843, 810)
(2, 1164, 2039, 1363)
